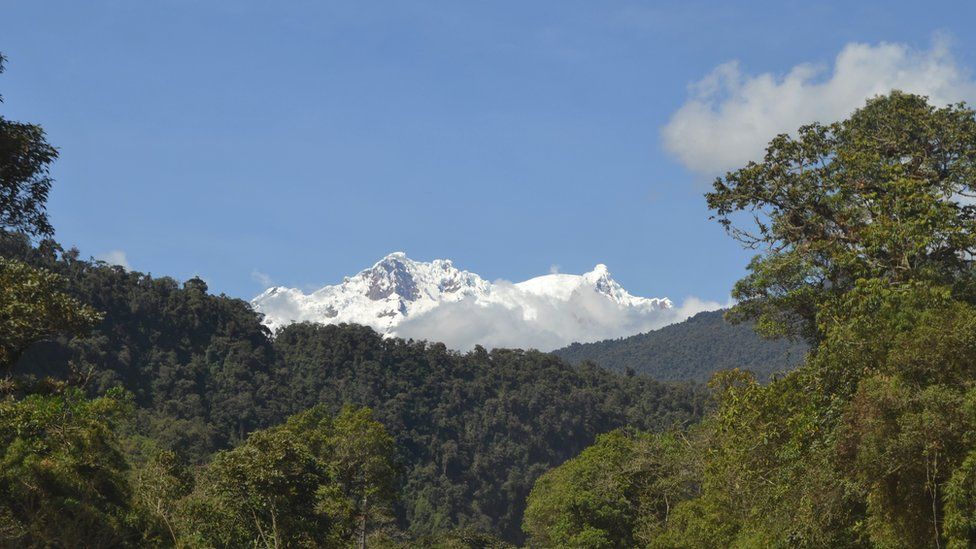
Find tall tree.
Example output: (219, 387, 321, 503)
(0, 53, 59, 238)
(323, 406, 397, 549)
(0, 54, 98, 374)
(0, 388, 139, 547)
(706, 92, 976, 341)
(0, 256, 100, 371)
(179, 405, 397, 548)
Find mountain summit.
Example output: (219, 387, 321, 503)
(253, 252, 492, 334)
(251, 253, 698, 350)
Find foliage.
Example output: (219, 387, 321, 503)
(323, 405, 398, 547)
(522, 429, 697, 548)
(272, 323, 707, 542)
(0, 53, 59, 238)
(0, 388, 140, 547)
(179, 405, 396, 548)
(523, 429, 643, 548)
(0, 256, 101, 370)
(945, 447, 976, 548)
(660, 299, 976, 548)
(5, 233, 279, 457)
(372, 527, 516, 548)
(129, 446, 194, 547)
(707, 92, 976, 341)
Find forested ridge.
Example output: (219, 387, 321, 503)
(553, 309, 809, 382)
(3, 234, 706, 545)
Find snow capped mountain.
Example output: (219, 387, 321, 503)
(516, 264, 668, 311)
(251, 253, 715, 351)
(253, 252, 492, 334)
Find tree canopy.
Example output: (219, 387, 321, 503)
(0, 256, 101, 371)
(526, 93, 976, 548)
(707, 92, 976, 341)
(5, 233, 707, 544)
(0, 53, 58, 238)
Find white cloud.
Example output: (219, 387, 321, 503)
(662, 38, 976, 175)
(95, 250, 130, 270)
(251, 269, 274, 288)
(395, 283, 728, 352)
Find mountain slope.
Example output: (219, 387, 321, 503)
(252, 253, 686, 350)
(553, 309, 809, 382)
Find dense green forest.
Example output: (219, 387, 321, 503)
(523, 93, 976, 547)
(553, 309, 809, 382)
(6, 46, 976, 548)
(2, 232, 706, 545)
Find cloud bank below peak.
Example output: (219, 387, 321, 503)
(395, 285, 728, 352)
(662, 38, 976, 175)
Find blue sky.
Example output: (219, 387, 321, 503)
(4, 1, 976, 304)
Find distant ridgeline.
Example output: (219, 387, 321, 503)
(5, 234, 707, 544)
(553, 310, 809, 383)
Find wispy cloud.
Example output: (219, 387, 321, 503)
(251, 269, 274, 288)
(95, 250, 130, 270)
(662, 37, 976, 175)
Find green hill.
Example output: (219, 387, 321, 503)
(553, 310, 808, 382)
(6, 234, 706, 544)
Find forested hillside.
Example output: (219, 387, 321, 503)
(4, 233, 707, 544)
(553, 310, 808, 382)
(0, 51, 709, 546)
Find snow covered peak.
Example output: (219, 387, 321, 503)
(583, 264, 615, 296)
(253, 253, 491, 334)
(515, 264, 671, 311)
(251, 253, 685, 350)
